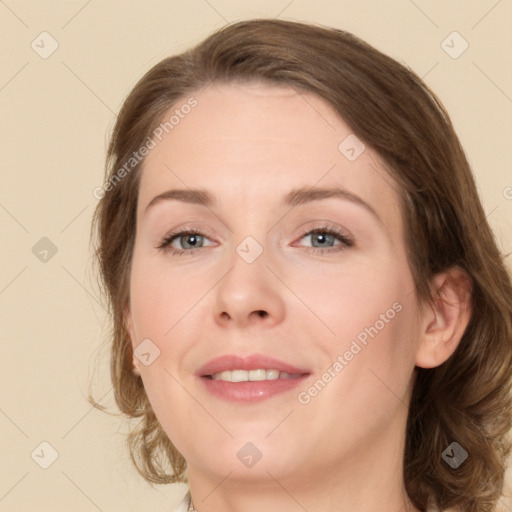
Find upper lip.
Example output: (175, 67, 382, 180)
(197, 353, 311, 377)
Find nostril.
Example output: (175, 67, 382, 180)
(257, 310, 268, 318)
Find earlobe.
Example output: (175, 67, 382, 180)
(124, 304, 142, 377)
(415, 267, 473, 369)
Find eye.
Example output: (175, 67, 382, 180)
(157, 228, 215, 255)
(296, 225, 354, 255)
(157, 224, 354, 257)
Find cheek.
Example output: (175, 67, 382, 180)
(307, 257, 419, 401)
(303, 256, 413, 348)
(320, 290, 419, 413)
(137, 367, 196, 458)
(129, 252, 203, 340)
(128, 257, 196, 445)
(299, 298, 418, 451)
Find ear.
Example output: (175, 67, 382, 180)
(415, 267, 473, 369)
(124, 302, 141, 377)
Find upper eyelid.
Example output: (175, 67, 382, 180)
(164, 224, 345, 239)
(162, 219, 349, 236)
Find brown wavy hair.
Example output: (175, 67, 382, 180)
(89, 18, 512, 512)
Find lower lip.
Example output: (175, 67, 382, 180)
(200, 375, 309, 403)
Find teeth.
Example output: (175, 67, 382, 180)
(231, 370, 248, 382)
(265, 369, 279, 380)
(211, 369, 301, 382)
(248, 369, 268, 381)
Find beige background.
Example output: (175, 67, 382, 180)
(1, 1, 511, 511)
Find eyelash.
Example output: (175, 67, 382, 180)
(301, 226, 354, 255)
(157, 225, 354, 257)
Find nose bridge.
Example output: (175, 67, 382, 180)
(213, 232, 285, 327)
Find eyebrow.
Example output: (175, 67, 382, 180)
(144, 186, 383, 226)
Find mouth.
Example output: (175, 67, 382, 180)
(198, 354, 311, 403)
(205, 369, 305, 382)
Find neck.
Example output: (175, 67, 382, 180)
(185, 420, 420, 512)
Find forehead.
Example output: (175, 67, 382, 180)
(137, 82, 403, 238)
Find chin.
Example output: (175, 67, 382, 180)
(184, 435, 303, 481)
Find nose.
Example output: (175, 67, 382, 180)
(213, 244, 286, 329)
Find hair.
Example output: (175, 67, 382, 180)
(89, 18, 512, 512)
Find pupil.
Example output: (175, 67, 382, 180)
(316, 233, 328, 246)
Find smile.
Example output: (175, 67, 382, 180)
(209, 369, 304, 382)
(197, 354, 311, 403)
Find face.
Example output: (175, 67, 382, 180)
(125, 82, 424, 486)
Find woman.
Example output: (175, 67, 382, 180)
(90, 19, 512, 512)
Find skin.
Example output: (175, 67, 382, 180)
(124, 82, 472, 512)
